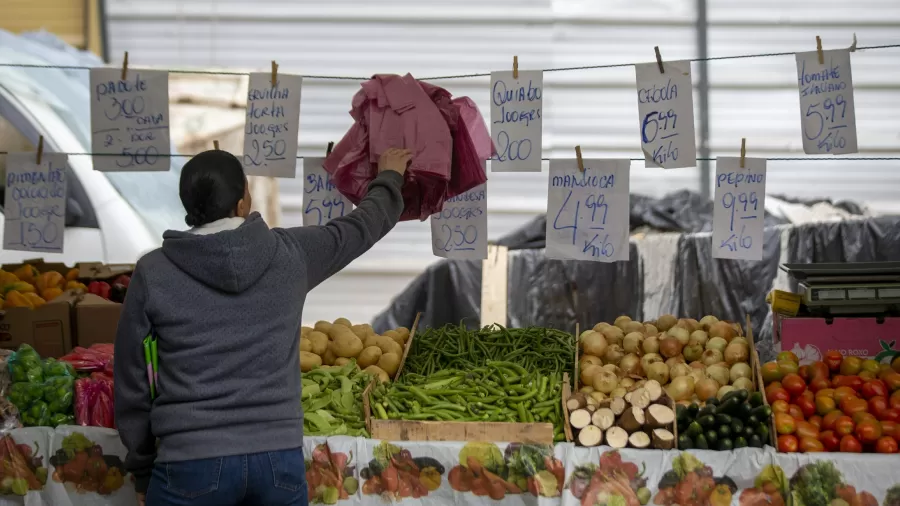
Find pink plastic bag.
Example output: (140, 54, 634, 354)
(60, 344, 114, 372)
(74, 377, 115, 428)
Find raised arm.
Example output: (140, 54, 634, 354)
(282, 148, 411, 289)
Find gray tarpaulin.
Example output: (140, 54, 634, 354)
(373, 191, 900, 361)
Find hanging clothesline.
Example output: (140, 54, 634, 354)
(1, 44, 898, 81)
(0, 152, 898, 161)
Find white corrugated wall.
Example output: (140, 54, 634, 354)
(105, 0, 900, 325)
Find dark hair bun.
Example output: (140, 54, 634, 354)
(179, 150, 247, 228)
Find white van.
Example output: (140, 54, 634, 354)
(0, 31, 184, 264)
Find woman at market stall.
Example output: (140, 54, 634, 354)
(114, 147, 411, 506)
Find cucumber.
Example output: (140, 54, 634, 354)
(731, 419, 744, 435)
(717, 438, 734, 451)
(756, 424, 770, 442)
(749, 392, 764, 407)
(734, 436, 749, 449)
(678, 434, 694, 450)
(686, 421, 703, 439)
(698, 404, 716, 418)
(698, 415, 716, 430)
(749, 434, 763, 448)
(705, 430, 719, 447)
(751, 405, 772, 419)
(733, 389, 749, 403)
(737, 403, 753, 421)
(718, 424, 732, 439)
(687, 403, 700, 419)
(676, 404, 687, 424)
(694, 434, 709, 450)
(705, 397, 720, 407)
(715, 414, 733, 427)
(718, 397, 740, 416)
(748, 415, 760, 426)
(743, 426, 755, 439)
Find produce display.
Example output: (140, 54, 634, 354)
(300, 318, 411, 382)
(762, 349, 900, 453)
(306, 443, 359, 504)
(0, 265, 92, 309)
(403, 324, 575, 378)
(577, 315, 753, 405)
(787, 460, 878, 506)
(0, 434, 47, 496)
(567, 450, 652, 506)
(653, 452, 737, 506)
(675, 389, 772, 451)
(360, 442, 442, 500)
(302, 361, 371, 437)
(369, 364, 568, 441)
(50, 432, 126, 495)
(446, 442, 565, 499)
(6, 345, 75, 427)
(567, 379, 677, 449)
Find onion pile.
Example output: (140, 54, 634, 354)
(578, 314, 756, 405)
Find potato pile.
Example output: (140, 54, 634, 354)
(578, 314, 754, 406)
(299, 318, 411, 382)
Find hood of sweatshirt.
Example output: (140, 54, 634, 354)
(161, 212, 277, 293)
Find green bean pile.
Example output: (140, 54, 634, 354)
(369, 362, 566, 442)
(403, 323, 575, 378)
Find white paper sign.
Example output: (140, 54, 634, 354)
(795, 49, 858, 154)
(3, 152, 68, 253)
(89, 69, 170, 171)
(242, 73, 302, 177)
(302, 157, 353, 226)
(712, 156, 766, 261)
(635, 61, 697, 169)
(431, 183, 488, 260)
(489, 70, 542, 172)
(546, 159, 630, 262)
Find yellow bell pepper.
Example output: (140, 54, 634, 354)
(65, 268, 80, 282)
(12, 265, 38, 284)
(3, 291, 33, 309)
(0, 271, 17, 285)
(2, 282, 35, 296)
(41, 287, 63, 302)
(23, 293, 46, 309)
(36, 271, 65, 292)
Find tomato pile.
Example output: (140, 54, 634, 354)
(761, 350, 900, 454)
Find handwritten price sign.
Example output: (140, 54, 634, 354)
(546, 159, 630, 262)
(712, 157, 766, 261)
(490, 70, 542, 172)
(302, 157, 352, 226)
(431, 182, 488, 260)
(242, 73, 302, 177)
(795, 49, 858, 155)
(634, 61, 696, 169)
(3, 153, 68, 253)
(90, 69, 170, 171)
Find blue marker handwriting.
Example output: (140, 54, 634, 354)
(5, 161, 66, 250)
(716, 170, 762, 253)
(244, 84, 292, 167)
(550, 168, 617, 259)
(492, 75, 542, 166)
(433, 189, 485, 253)
(304, 171, 347, 225)
(92, 72, 166, 169)
(797, 55, 851, 153)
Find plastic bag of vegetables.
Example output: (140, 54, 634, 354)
(5, 345, 75, 427)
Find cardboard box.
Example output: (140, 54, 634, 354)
(0, 296, 75, 358)
(775, 313, 900, 364)
(74, 294, 122, 348)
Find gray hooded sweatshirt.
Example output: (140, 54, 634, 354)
(113, 171, 404, 493)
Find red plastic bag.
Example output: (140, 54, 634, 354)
(74, 378, 91, 426)
(74, 377, 115, 428)
(59, 344, 114, 372)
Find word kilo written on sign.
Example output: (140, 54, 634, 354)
(4, 153, 68, 253)
(242, 73, 302, 177)
(795, 49, 858, 155)
(490, 70, 542, 172)
(431, 181, 488, 260)
(546, 159, 630, 262)
(712, 157, 766, 261)
(302, 157, 353, 226)
(634, 61, 697, 169)
(89, 69, 170, 171)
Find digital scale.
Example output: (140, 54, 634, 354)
(779, 262, 900, 315)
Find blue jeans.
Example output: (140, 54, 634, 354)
(146, 448, 307, 506)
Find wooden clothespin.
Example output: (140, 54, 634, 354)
(740, 138, 747, 169)
(816, 36, 824, 65)
(654, 46, 665, 73)
(121, 51, 129, 80)
(575, 146, 584, 172)
(271, 60, 279, 88)
(213, 140, 220, 150)
(512, 56, 518, 79)
(326, 141, 334, 157)
(36, 136, 44, 165)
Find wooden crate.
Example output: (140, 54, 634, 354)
(745, 314, 776, 448)
(363, 376, 556, 445)
(393, 312, 421, 381)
